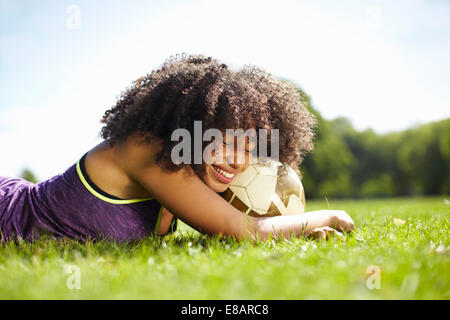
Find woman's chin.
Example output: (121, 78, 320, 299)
(206, 177, 230, 193)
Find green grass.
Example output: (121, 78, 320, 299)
(0, 197, 448, 299)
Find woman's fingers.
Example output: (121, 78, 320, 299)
(310, 226, 344, 242)
(311, 227, 326, 241)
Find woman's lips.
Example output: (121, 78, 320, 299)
(211, 165, 236, 184)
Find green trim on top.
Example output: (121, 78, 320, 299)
(76, 159, 154, 205)
(154, 205, 164, 235)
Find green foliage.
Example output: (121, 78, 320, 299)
(19, 168, 39, 183)
(297, 87, 450, 199)
(360, 174, 395, 198)
(395, 120, 450, 195)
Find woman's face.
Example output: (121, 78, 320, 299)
(201, 133, 256, 193)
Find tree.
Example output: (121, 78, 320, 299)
(19, 168, 39, 183)
(294, 84, 450, 199)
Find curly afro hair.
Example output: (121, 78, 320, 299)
(100, 54, 317, 178)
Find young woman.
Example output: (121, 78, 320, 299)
(0, 55, 355, 242)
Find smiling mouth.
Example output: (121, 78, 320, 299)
(211, 165, 236, 182)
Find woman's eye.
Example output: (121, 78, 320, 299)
(221, 139, 251, 152)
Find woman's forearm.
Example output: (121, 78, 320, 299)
(245, 210, 334, 241)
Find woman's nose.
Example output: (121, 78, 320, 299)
(225, 149, 251, 167)
(225, 149, 242, 165)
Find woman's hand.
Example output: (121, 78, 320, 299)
(307, 211, 355, 241)
(249, 210, 355, 241)
(328, 210, 355, 232)
(310, 226, 344, 241)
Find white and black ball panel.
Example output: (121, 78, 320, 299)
(221, 159, 306, 217)
(229, 165, 258, 187)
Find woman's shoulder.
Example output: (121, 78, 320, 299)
(114, 132, 163, 169)
(84, 134, 162, 200)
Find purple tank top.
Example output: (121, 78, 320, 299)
(0, 155, 176, 242)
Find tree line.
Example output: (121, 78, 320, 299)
(298, 89, 449, 199)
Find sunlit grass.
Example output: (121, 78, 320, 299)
(0, 197, 448, 299)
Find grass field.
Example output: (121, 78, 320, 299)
(0, 197, 448, 299)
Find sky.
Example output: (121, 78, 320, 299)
(1, 0, 449, 179)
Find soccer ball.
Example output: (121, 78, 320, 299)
(220, 159, 306, 217)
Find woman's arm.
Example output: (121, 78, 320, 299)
(129, 162, 254, 238)
(250, 210, 355, 240)
(129, 161, 354, 241)
(118, 134, 355, 241)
